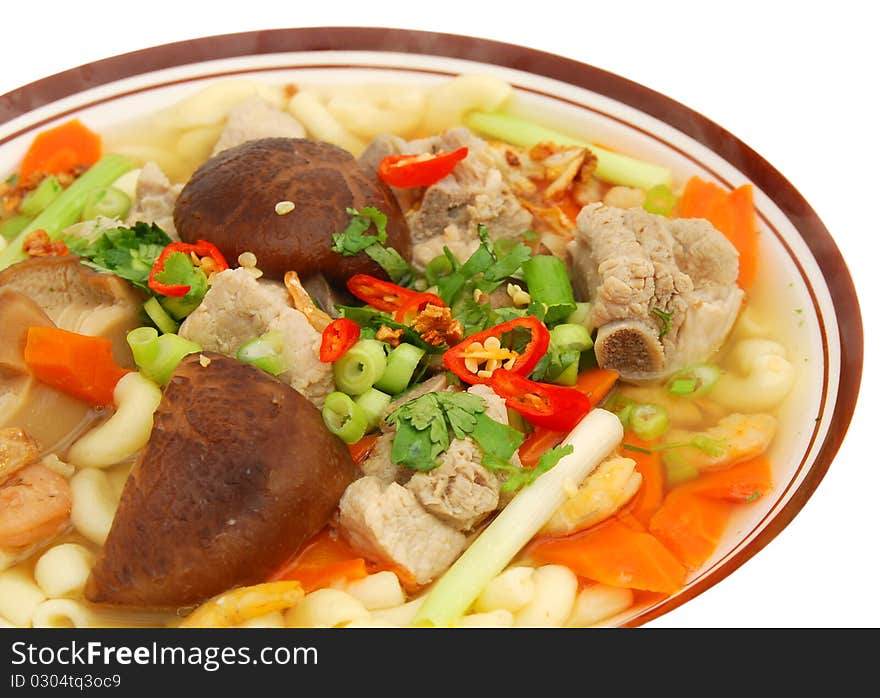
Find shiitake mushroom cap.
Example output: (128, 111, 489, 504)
(173, 137, 412, 284)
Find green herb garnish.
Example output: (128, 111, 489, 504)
(332, 206, 415, 285)
(64, 221, 172, 291)
(652, 307, 674, 337)
(485, 443, 573, 493)
(386, 391, 524, 472)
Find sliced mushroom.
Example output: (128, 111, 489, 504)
(0, 256, 147, 367)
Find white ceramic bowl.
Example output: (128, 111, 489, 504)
(0, 27, 863, 627)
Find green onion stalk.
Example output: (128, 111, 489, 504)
(0, 153, 134, 270)
(464, 111, 672, 190)
(127, 327, 201, 386)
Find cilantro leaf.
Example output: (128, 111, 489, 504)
(64, 221, 172, 291)
(470, 412, 524, 462)
(331, 207, 415, 285)
(332, 207, 388, 255)
(387, 391, 520, 472)
(436, 392, 485, 438)
(485, 443, 573, 494)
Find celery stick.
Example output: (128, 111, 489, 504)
(464, 111, 672, 190)
(0, 153, 135, 270)
(411, 408, 623, 627)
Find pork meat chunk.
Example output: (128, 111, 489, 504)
(337, 476, 466, 585)
(125, 162, 183, 239)
(179, 267, 333, 406)
(406, 438, 499, 531)
(405, 384, 507, 531)
(568, 203, 744, 381)
(360, 127, 532, 268)
(211, 96, 306, 156)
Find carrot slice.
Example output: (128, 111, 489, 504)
(648, 489, 731, 571)
(270, 528, 368, 592)
(687, 455, 773, 503)
(348, 432, 380, 464)
(679, 176, 758, 289)
(517, 426, 566, 469)
(621, 435, 665, 527)
(529, 518, 687, 594)
(23, 326, 128, 406)
(574, 368, 619, 407)
(19, 119, 102, 183)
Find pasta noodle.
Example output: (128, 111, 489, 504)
(513, 565, 578, 628)
(287, 91, 366, 156)
(69, 468, 121, 545)
(565, 584, 634, 628)
(473, 565, 536, 614)
(421, 74, 513, 133)
(326, 85, 426, 140)
(34, 543, 95, 599)
(344, 571, 405, 611)
(0, 568, 46, 627)
(284, 588, 370, 628)
(712, 339, 796, 412)
(456, 609, 515, 628)
(67, 372, 162, 469)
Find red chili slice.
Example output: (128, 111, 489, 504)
(490, 369, 592, 432)
(393, 292, 446, 323)
(320, 317, 362, 363)
(378, 147, 468, 188)
(346, 274, 420, 313)
(443, 315, 550, 385)
(147, 240, 229, 297)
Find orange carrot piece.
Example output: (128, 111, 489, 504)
(679, 176, 759, 289)
(726, 184, 758, 289)
(19, 119, 102, 183)
(529, 518, 687, 594)
(517, 426, 566, 469)
(270, 527, 368, 592)
(23, 326, 128, 406)
(648, 489, 731, 571)
(686, 454, 773, 503)
(574, 368, 620, 407)
(622, 435, 665, 527)
(348, 432, 380, 464)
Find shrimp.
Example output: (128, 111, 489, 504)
(541, 456, 642, 536)
(0, 427, 39, 482)
(665, 412, 777, 473)
(0, 463, 72, 548)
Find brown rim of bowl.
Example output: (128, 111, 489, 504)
(0, 26, 864, 625)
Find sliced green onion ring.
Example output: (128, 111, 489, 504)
(333, 338, 388, 395)
(666, 364, 720, 397)
(322, 391, 369, 444)
(629, 403, 669, 440)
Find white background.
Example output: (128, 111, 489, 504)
(2, 1, 877, 627)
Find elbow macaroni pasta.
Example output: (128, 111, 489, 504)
(421, 74, 513, 133)
(69, 468, 121, 545)
(67, 372, 162, 469)
(565, 584, 634, 628)
(712, 338, 795, 412)
(513, 565, 578, 628)
(344, 571, 405, 611)
(326, 85, 426, 140)
(284, 588, 370, 628)
(474, 566, 536, 614)
(287, 91, 366, 156)
(34, 543, 95, 599)
(0, 568, 46, 627)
